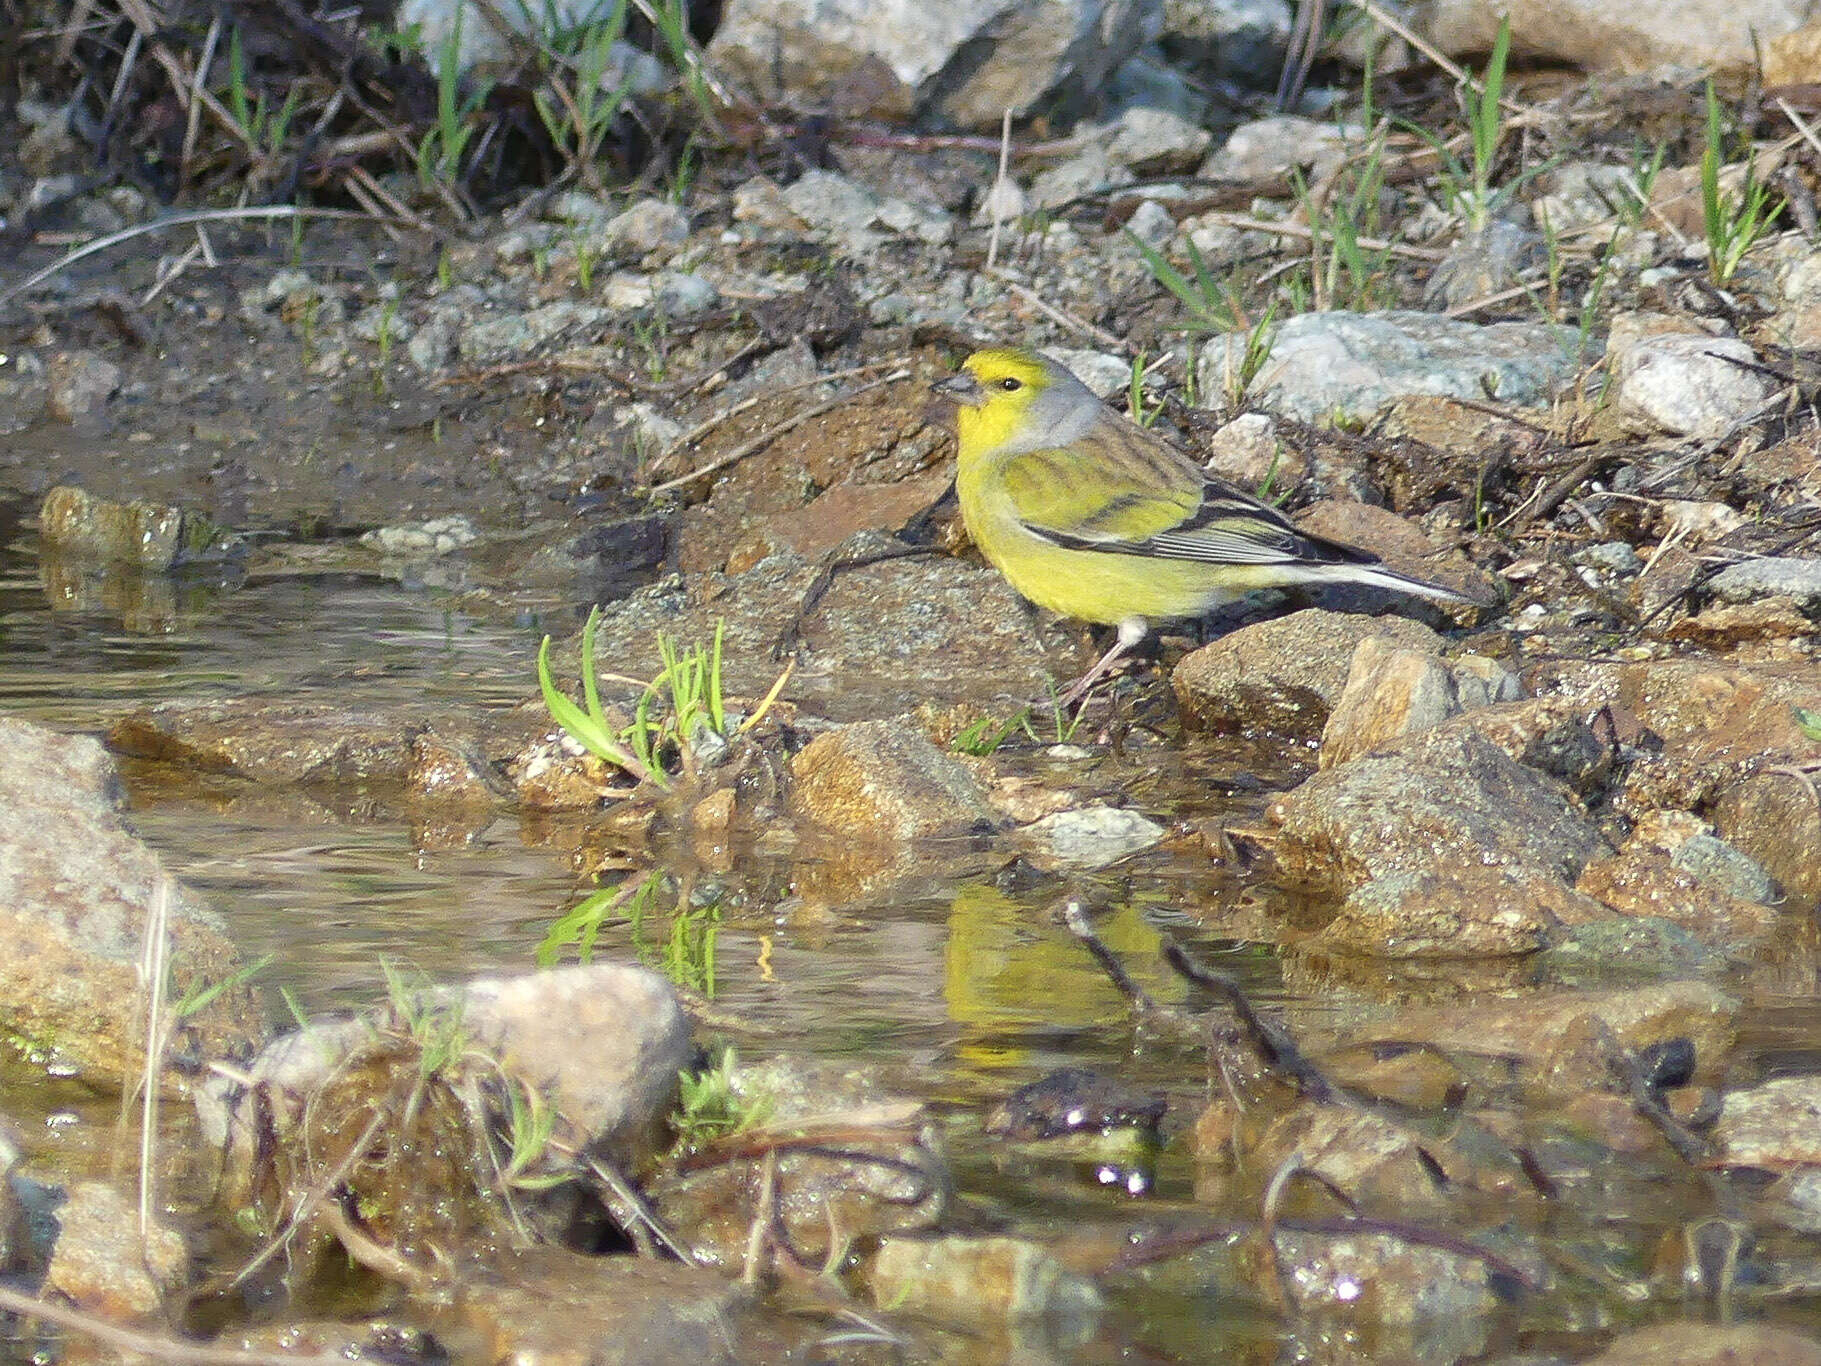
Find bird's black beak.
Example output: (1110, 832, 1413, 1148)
(932, 372, 982, 405)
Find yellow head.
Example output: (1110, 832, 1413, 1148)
(932, 348, 1098, 464)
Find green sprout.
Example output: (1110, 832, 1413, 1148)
(1701, 80, 1784, 284)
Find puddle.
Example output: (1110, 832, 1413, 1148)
(7, 517, 1821, 1361)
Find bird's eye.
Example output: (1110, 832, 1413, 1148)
(998, 377, 1023, 391)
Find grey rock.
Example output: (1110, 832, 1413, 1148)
(1610, 333, 1773, 437)
(1670, 832, 1778, 905)
(1105, 105, 1213, 172)
(0, 719, 262, 1086)
(1202, 114, 1346, 183)
(43, 349, 120, 423)
(710, 0, 1161, 128)
(599, 197, 689, 255)
(1028, 142, 1134, 210)
(1161, 0, 1294, 78)
(1574, 540, 1643, 576)
(1708, 556, 1821, 607)
(1423, 218, 1544, 310)
(1204, 310, 1578, 424)
(457, 300, 615, 363)
(1203, 411, 1293, 489)
(1048, 348, 1131, 398)
(361, 514, 479, 557)
(1123, 197, 1178, 250)
(654, 271, 720, 317)
(1020, 805, 1166, 869)
(782, 169, 949, 253)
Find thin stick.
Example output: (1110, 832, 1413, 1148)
(987, 107, 1012, 270)
(181, 13, 223, 193)
(137, 879, 172, 1239)
(1198, 211, 1446, 261)
(1, 206, 413, 308)
(742, 1147, 780, 1288)
(0, 1285, 351, 1366)
(230, 1107, 389, 1288)
(648, 369, 911, 496)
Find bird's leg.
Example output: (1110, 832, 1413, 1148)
(1057, 617, 1149, 711)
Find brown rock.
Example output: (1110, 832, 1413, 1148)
(1319, 863, 1608, 958)
(1711, 1075, 1821, 1169)
(1576, 848, 1780, 947)
(1586, 1320, 1821, 1366)
(451, 1247, 761, 1366)
(0, 719, 262, 1087)
(108, 698, 426, 783)
(1174, 608, 1444, 737)
(39, 485, 182, 569)
(1269, 725, 1608, 898)
(43, 351, 121, 423)
(1666, 596, 1818, 645)
(870, 1235, 1100, 1322)
(789, 720, 997, 840)
(1354, 981, 1739, 1094)
(406, 730, 507, 805)
(1713, 770, 1821, 908)
(1318, 636, 1462, 769)
(44, 1182, 187, 1322)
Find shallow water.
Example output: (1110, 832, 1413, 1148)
(6, 523, 1821, 1362)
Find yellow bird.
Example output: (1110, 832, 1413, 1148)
(933, 347, 1485, 704)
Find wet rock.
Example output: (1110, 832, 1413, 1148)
(1353, 981, 1738, 1094)
(1711, 1075, 1821, 1169)
(43, 1182, 187, 1322)
(1585, 1320, 1821, 1366)
(1575, 848, 1778, 947)
(196, 962, 689, 1207)
(224, 1320, 446, 1362)
(1540, 916, 1725, 981)
(1017, 805, 1165, 870)
(0, 718, 261, 1086)
(789, 720, 997, 840)
(108, 698, 425, 784)
(1609, 333, 1774, 438)
(1427, 696, 1609, 793)
(1205, 310, 1577, 424)
(1318, 636, 1462, 770)
(871, 1234, 1102, 1322)
(406, 730, 509, 806)
(1247, 1228, 1502, 1322)
(361, 514, 480, 557)
(1318, 864, 1593, 958)
(1667, 832, 1777, 905)
(39, 485, 185, 570)
(984, 1067, 1165, 1142)
(1269, 726, 1608, 897)
(1419, 0, 1810, 77)
(710, 0, 1159, 128)
(449, 1248, 759, 1366)
(43, 349, 120, 422)
(1712, 771, 1821, 908)
(651, 1055, 947, 1267)
(1174, 608, 1444, 737)
(1707, 555, 1821, 607)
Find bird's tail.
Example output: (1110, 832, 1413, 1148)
(1289, 560, 1495, 607)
